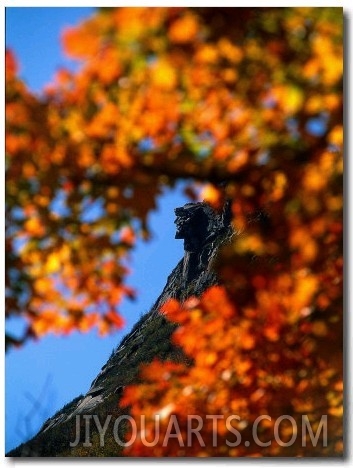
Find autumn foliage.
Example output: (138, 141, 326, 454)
(6, 7, 342, 456)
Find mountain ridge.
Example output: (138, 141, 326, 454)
(8, 201, 233, 457)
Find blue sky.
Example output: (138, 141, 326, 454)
(5, 7, 188, 452)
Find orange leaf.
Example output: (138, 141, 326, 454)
(78, 313, 99, 333)
(62, 24, 100, 59)
(160, 298, 182, 320)
(202, 286, 236, 319)
(169, 14, 199, 44)
(5, 49, 18, 79)
(24, 217, 45, 237)
(120, 226, 136, 246)
(105, 310, 124, 329)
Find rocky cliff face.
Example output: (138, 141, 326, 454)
(8, 201, 233, 457)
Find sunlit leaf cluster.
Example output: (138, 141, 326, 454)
(122, 281, 342, 455)
(6, 6, 342, 456)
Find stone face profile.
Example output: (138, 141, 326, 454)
(173, 201, 232, 285)
(174, 201, 231, 252)
(174, 202, 212, 252)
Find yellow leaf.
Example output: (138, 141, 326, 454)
(45, 253, 61, 274)
(201, 184, 221, 208)
(283, 86, 304, 114)
(328, 125, 343, 147)
(273, 85, 304, 114)
(293, 274, 319, 313)
(151, 60, 177, 90)
(236, 234, 265, 256)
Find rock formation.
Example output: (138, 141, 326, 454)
(8, 201, 233, 457)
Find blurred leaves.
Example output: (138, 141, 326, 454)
(6, 6, 342, 456)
